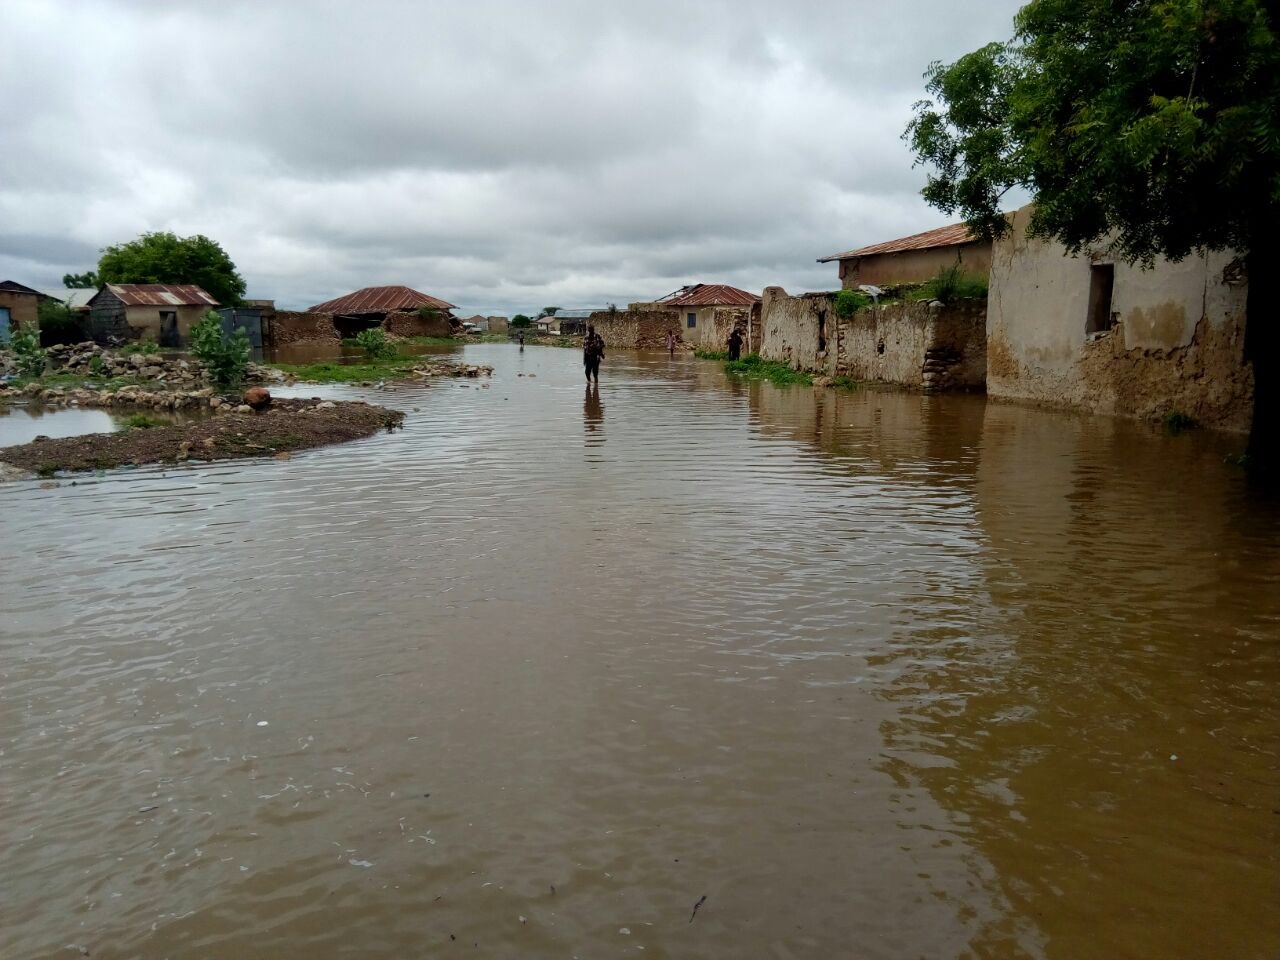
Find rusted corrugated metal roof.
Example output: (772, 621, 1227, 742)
(657, 284, 760, 307)
(104, 283, 219, 306)
(309, 285, 456, 315)
(818, 222, 977, 262)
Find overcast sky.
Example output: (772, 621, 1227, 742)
(2, 1, 1024, 314)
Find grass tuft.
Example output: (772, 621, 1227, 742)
(724, 354, 813, 386)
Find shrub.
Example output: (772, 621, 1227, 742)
(37, 299, 84, 346)
(353, 328, 398, 360)
(832, 289, 871, 318)
(122, 341, 160, 355)
(88, 354, 107, 376)
(190, 310, 250, 389)
(11, 326, 46, 377)
(125, 413, 163, 429)
(511, 314, 533, 328)
(921, 264, 988, 303)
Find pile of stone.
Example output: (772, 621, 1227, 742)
(0, 342, 285, 388)
(11, 382, 216, 410)
(410, 361, 492, 378)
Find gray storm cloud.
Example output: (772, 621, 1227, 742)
(1, 0, 1024, 313)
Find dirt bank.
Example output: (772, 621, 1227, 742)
(0, 398, 403, 475)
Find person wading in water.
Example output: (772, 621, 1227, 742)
(726, 326, 744, 361)
(584, 325, 605, 383)
(665, 329, 677, 356)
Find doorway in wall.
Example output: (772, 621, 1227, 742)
(1087, 264, 1115, 334)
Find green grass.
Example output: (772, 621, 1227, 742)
(120, 342, 161, 356)
(830, 375, 862, 390)
(724, 354, 813, 386)
(694, 350, 729, 361)
(275, 356, 423, 383)
(8, 372, 158, 391)
(402, 335, 464, 346)
(124, 413, 164, 429)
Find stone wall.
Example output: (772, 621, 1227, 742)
(759, 286, 986, 391)
(384, 309, 453, 338)
(270, 310, 339, 345)
(589, 308, 680, 349)
(988, 204, 1253, 432)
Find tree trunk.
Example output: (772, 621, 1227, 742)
(1245, 229, 1279, 476)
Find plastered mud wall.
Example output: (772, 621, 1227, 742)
(988, 204, 1253, 432)
(384, 310, 453, 338)
(759, 287, 986, 390)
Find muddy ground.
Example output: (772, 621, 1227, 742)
(0, 398, 403, 475)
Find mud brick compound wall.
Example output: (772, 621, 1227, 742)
(588, 308, 680, 349)
(758, 287, 986, 391)
(383, 310, 453, 338)
(270, 311, 339, 345)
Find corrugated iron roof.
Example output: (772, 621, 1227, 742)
(818, 222, 977, 262)
(657, 284, 760, 307)
(103, 283, 219, 306)
(309, 285, 456, 315)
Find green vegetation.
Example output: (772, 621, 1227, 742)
(88, 354, 107, 376)
(37, 299, 83, 345)
(190, 310, 250, 389)
(724, 353, 813, 386)
(124, 413, 164, 429)
(275, 357, 422, 383)
(694, 349, 728, 361)
(97, 231, 246, 305)
(832, 289, 871, 318)
(511, 314, 533, 328)
(830, 375, 862, 390)
(541, 306, 561, 316)
(352, 327, 397, 360)
(402, 335, 461, 346)
(11, 327, 46, 377)
(912, 264, 988, 303)
(1164, 409, 1198, 433)
(62, 270, 98, 288)
(121, 341, 160, 356)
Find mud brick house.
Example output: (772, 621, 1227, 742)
(0, 280, 50, 342)
(653, 284, 761, 351)
(987, 204, 1252, 431)
(87, 283, 218, 346)
(309, 285, 457, 338)
(819, 222, 992, 288)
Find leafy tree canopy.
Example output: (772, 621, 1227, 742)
(511, 314, 533, 327)
(905, 0, 1280, 264)
(541, 306, 560, 316)
(97, 232, 246, 306)
(63, 271, 98, 288)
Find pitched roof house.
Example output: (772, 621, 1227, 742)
(87, 283, 219, 346)
(309, 285, 456, 316)
(0, 281, 52, 341)
(651, 283, 761, 347)
(818, 222, 992, 288)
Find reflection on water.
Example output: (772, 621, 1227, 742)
(264, 340, 460, 365)
(0, 405, 121, 446)
(1, 344, 1277, 960)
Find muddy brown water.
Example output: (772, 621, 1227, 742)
(2, 345, 1277, 960)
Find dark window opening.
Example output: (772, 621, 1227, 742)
(1087, 264, 1115, 334)
(686, 312, 696, 329)
(816, 309, 827, 353)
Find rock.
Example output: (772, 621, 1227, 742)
(315, 401, 336, 410)
(176, 441, 191, 461)
(209, 397, 224, 408)
(202, 437, 216, 450)
(243, 387, 272, 410)
(274, 451, 292, 460)
(234, 404, 252, 414)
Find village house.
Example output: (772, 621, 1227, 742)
(987, 204, 1252, 432)
(819, 222, 992, 288)
(0, 280, 49, 342)
(309, 285, 457, 338)
(648, 284, 761, 351)
(86, 283, 219, 346)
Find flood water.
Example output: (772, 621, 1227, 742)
(2, 344, 1278, 960)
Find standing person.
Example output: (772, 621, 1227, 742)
(726, 326, 744, 361)
(518, 331, 525, 351)
(665, 329, 676, 356)
(583, 325, 605, 383)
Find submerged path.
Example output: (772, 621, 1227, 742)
(2, 344, 1278, 960)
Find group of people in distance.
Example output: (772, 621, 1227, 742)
(580, 322, 746, 383)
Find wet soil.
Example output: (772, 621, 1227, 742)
(0, 398, 403, 474)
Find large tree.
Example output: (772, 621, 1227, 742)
(906, 0, 1280, 466)
(62, 270, 98, 288)
(97, 231, 246, 306)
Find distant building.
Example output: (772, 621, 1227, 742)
(486, 316, 509, 334)
(87, 283, 219, 346)
(819, 223, 992, 288)
(0, 280, 50, 342)
(37, 288, 96, 314)
(310, 285, 457, 338)
(652, 283, 761, 349)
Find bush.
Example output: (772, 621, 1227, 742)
(37, 299, 84, 346)
(832, 289, 871, 318)
(122, 341, 160, 355)
(511, 314, 533, 328)
(190, 311, 250, 389)
(353, 328, 398, 360)
(11, 326, 46, 378)
(88, 354, 107, 376)
(921, 264, 988, 303)
(125, 413, 163, 429)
